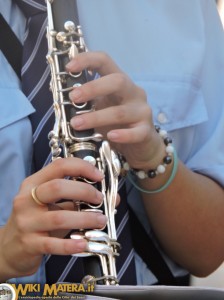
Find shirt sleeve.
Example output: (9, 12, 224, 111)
(0, 87, 35, 225)
(130, 1, 224, 187)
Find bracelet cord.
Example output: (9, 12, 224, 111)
(127, 148, 178, 194)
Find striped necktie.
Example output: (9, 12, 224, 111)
(15, 0, 53, 170)
(15, 0, 136, 285)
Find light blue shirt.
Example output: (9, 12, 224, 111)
(0, 0, 224, 285)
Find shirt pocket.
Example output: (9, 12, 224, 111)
(0, 87, 35, 129)
(133, 75, 208, 132)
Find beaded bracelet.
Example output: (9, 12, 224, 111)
(127, 148, 178, 194)
(122, 125, 174, 180)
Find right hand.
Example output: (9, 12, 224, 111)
(0, 157, 106, 280)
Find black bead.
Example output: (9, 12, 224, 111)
(163, 155, 172, 164)
(155, 125, 161, 133)
(147, 169, 157, 178)
(164, 137, 172, 145)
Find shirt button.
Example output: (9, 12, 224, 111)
(157, 112, 168, 124)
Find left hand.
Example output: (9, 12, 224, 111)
(67, 51, 164, 170)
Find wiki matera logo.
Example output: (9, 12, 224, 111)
(0, 284, 16, 300)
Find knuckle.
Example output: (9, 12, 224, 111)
(43, 239, 53, 254)
(15, 215, 27, 233)
(113, 73, 127, 89)
(20, 177, 32, 192)
(50, 211, 65, 228)
(13, 195, 24, 213)
(52, 157, 64, 168)
(136, 99, 152, 121)
(51, 157, 67, 175)
(48, 179, 63, 196)
(20, 235, 30, 249)
(136, 85, 147, 101)
(142, 104, 152, 119)
(99, 51, 110, 63)
(112, 105, 126, 122)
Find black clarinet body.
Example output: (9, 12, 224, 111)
(46, 0, 121, 285)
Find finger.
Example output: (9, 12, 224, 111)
(66, 51, 122, 77)
(116, 194, 120, 207)
(69, 73, 136, 104)
(26, 211, 107, 232)
(48, 201, 75, 211)
(70, 102, 150, 131)
(32, 235, 88, 255)
(21, 157, 104, 191)
(34, 179, 103, 205)
(107, 124, 151, 144)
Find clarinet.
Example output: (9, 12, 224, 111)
(46, 0, 121, 285)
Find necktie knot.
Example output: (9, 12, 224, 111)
(14, 0, 46, 18)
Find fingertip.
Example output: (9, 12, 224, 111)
(96, 190, 104, 204)
(68, 238, 88, 253)
(65, 58, 79, 72)
(94, 167, 105, 179)
(96, 214, 108, 228)
(65, 61, 74, 71)
(107, 131, 120, 142)
(116, 193, 120, 207)
(75, 239, 88, 252)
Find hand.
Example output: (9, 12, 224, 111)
(67, 52, 165, 170)
(0, 158, 106, 280)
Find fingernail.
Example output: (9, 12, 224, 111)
(107, 131, 119, 141)
(97, 214, 107, 227)
(96, 190, 103, 203)
(94, 168, 105, 178)
(66, 59, 77, 71)
(71, 117, 84, 128)
(66, 61, 73, 70)
(69, 89, 82, 101)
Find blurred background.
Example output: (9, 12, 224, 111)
(191, 0, 224, 289)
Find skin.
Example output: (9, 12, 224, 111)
(0, 158, 106, 280)
(0, 51, 223, 281)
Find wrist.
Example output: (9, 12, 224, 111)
(123, 126, 178, 194)
(127, 148, 178, 194)
(122, 126, 174, 179)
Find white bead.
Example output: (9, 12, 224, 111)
(166, 145, 174, 154)
(137, 170, 147, 179)
(123, 162, 130, 171)
(157, 164, 166, 174)
(159, 129, 167, 138)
